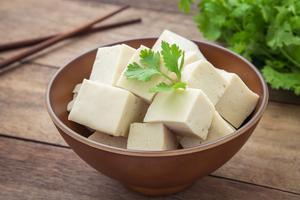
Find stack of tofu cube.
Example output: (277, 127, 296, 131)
(68, 30, 259, 151)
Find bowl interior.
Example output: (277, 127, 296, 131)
(47, 38, 267, 151)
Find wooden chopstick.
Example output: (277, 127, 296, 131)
(0, 5, 130, 74)
(0, 18, 141, 52)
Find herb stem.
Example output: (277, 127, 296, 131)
(261, 46, 276, 60)
(280, 48, 300, 68)
(160, 71, 175, 83)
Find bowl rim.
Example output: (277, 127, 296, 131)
(46, 37, 269, 157)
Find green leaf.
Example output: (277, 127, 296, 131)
(125, 41, 187, 94)
(178, 0, 194, 13)
(178, 0, 300, 95)
(161, 41, 183, 79)
(125, 62, 160, 82)
(149, 82, 187, 93)
(262, 65, 300, 95)
(139, 49, 161, 70)
(149, 82, 173, 93)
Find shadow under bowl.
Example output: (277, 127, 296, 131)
(46, 38, 268, 196)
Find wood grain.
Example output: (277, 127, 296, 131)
(84, 0, 185, 13)
(0, 0, 201, 68)
(0, 63, 65, 145)
(0, 0, 299, 197)
(0, 136, 299, 200)
(214, 102, 300, 193)
(0, 62, 299, 193)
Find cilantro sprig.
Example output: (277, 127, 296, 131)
(179, 0, 300, 95)
(125, 41, 187, 93)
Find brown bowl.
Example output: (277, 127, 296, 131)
(46, 38, 268, 196)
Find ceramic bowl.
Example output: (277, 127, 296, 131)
(46, 38, 268, 196)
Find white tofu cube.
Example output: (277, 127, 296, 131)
(144, 88, 215, 139)
(216, 69, 234, 82)
(207, 111, 235, 141)
(182, 60, 228, 105)
(90, 44, 135, 85)
(116, 45, 163, 103)
(184, 51, 200, 66)
(216, 74, 259, 128)
(152, 30, 205, 60)
(72, 83, 82, 93)
(127, 123, 177, 151)
(67, 83, 82, 112)
(69, 79, 148, 136)
(179, 137, 201, 149)
(179, 111, 235, 148)
(88, 132, 127, 149)
(67, 99, 75, 112)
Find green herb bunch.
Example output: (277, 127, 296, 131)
(125, 41, 187, 93)
(179, 0, 300, 95)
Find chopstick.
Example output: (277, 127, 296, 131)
(0, 18, 141, 52)
(0, 5, 130, 74)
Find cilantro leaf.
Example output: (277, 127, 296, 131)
(161, 41, 183, 80)
(125, 62, 160, 82)
(262, 65, 300, 95)
(149, 82, 173, 93)
(179, 0, 300, 95)
(178, 0, 194, 13)
(139, 49, 161, 70)
(125, 41, 186, 94)
(149, 81, 187, 93)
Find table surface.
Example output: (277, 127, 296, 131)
(0, 0, 299, 199)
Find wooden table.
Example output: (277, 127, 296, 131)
(0, 1, 299, 199)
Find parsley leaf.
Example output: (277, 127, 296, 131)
(125, 62, 160, 82)
(179, 0, 300, 95)
(149, 82, 187, 93)
(262, 65, 300, 95)
(140, 49, 161, 70)
(149, 82, 173, 93)
(125, 41, 187, 93)
(161, 41, 184, 80)
(179, 0, 195, 13)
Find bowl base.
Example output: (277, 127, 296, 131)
(125, 183, 193, 196)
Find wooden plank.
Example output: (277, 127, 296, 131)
(84, 0, 184, 13)
(1, 0, 298, 103)
(0, 136, 299, 200)
(214, 101, 300, 193)
(0, 0, 201, 68)
(269, 87, 300, 105)
(0, 63, 300, 193)
(0, 63, 65, 145)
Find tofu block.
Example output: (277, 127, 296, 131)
(69, 79, 148, 136)
(184, 51, 200, 66)
(152, 30, 205, 60)
(179, 112, 235, 148)
(182, 60, 228, 105)
(179, 137, 202, 149)
(116, 45, 163, 103)
(90, 44, 135, 85)
(88, 132, 127, 149)
(67, 99, 75, 112)
(72, 83, 82, 93)
(216, 69, 234, 82)
(144, 88, 215, 139)
(127, 123, 177, 151)
(216, 74, 259, 128)
(207, 111, 235, 141)
(67, 83, 82, 112)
